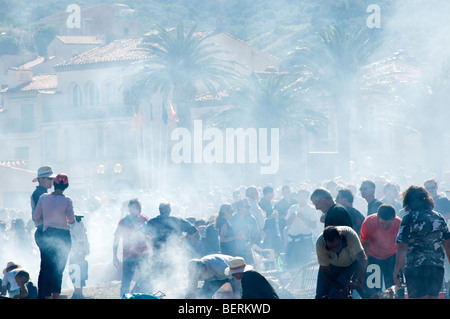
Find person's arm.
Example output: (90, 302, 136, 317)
(393, 242, 408, 285)
(66, 198, 76, 225)
(32, 198, 43, 222)
(113, 224, 121, 268)
(352, 250, 368, 290)
(12, 282, 28, 299)
(285, 208, 296, 229)
(360, 238, 370, 255)
(219, 223, 241, 242)
(112, 234, 120, 267)
(443, 238, 450, 265)
(1, 284, 6, 296)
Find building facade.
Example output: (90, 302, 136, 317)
(0, 31, 281, 205)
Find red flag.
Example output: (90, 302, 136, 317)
(168, 101, 179, 129)
(130, 107, 142, 132)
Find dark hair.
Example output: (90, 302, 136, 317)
(377, 204, 396, 220)
(323, 226, 341, 242)
(159, 202, 171, 215)
(245, 186, 258, 197)
(128, 198, 141, 210)
(219, 203, 233, 215)
(215, 203, 232, 230)
(235, 198, 250, 210)
(337, 188, 354, 204)
(263, 186, 274, 195)
(310, 188, 333, 201)
(402, 185, 434, 212)
(383, 182, 399, 194)
(361, 180, 376, 189)
(16, 270, 30, 282)
(424, 178, 438, 187)
(53, 180, 69, 190)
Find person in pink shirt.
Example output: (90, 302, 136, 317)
(113, 198, 149, 297)
(33, 173, 75, 299)
(359, 204, 401, 298)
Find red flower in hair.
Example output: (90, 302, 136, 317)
(54, 173, 68, 185)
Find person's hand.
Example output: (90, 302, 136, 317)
(393, 269, 403, 285)
(339, 286, 352, 299)
(113, 256, 120, 268)
(348, 277, 364, 294)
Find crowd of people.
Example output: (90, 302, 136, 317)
(1, 164, 450, 299)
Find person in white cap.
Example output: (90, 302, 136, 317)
(186, 254, 235, 299)
(30, 166, 55, 299)
(225, 257, 279, 299)
(1, 262, 30, 299)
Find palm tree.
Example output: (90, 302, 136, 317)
(206, 71, 328, 180)
(208, 71, 327, 133)
(417, 59, 450, 175)
(284, 25, 379, 179)
(131, 22, 237, 128)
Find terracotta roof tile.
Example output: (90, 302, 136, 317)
(55, 36, 104, 45)
(3, 74, 57, 93)
(56, 38, 148, 69)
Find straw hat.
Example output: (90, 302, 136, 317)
(224, 257, 252, 275)
(3, 261, 20, 275)
(32, 166, 56, 182)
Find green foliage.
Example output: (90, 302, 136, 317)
(208, 72, 328, 133)
(130, 22, 238, 125)
(33, 25, 58, 57)
(283, 24, 380, 96)
(0, 35, 22, 55)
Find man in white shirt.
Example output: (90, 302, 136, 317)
(1, 268, 30, 299)
(284, 190, 318, 269)
(186, 254, 234, 298)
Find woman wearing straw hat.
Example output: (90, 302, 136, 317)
(225, 257, 279, 299)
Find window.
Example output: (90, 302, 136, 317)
(72, 83, 83, 107)
(44, 129, 57, 162)
(88, 82, 100, 106)
(15, 147, 29, 161)
(20, 104, 35, 133)
(65, 127, 80, 161)
(81, 127, 96, 160)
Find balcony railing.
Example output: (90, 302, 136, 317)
(0, 104, 135, 135)
(42, 103, 134, 123)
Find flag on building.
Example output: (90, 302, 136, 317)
(167, 101, 179, 129)
(130, 106, 142, 132)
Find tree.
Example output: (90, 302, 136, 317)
(208, 71, 327, 132)
(0, 35, 22, 56)
(207, 71, 328, 179)
(284, 25, 379, 179)
(33, 25, 58, 59)
(132, 22, 237, 128)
